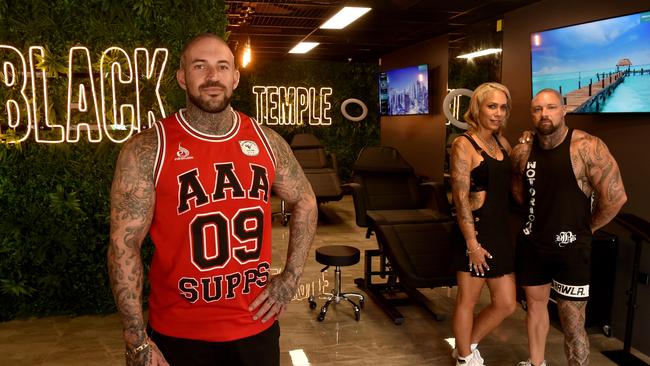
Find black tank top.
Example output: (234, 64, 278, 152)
(461, 132, 505, 192)
(521, 128, 592, 249)
(456, 133, 513, 275)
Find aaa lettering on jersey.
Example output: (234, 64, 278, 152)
(174, 150, 272, 303)
(176, 162, 270, 215)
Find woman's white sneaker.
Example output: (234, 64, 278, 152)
(517, 360, 546, 366)
(456, 350, 485, 366)
(453, 347, 484, 364)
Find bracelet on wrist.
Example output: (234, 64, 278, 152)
(125, 340, 150, 358)
(466, 243, 481, 255)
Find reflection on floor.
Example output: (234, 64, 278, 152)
(1, 196, 648, 365)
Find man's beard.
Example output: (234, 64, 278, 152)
(536, 119, 558, 135)
(187, 82, 232, 113)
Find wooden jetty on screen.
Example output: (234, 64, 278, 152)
(558, 68, 649, 113)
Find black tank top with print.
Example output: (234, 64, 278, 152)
(521, 128, 592, 250)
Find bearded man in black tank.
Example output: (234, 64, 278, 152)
(511, 89, 627, 366)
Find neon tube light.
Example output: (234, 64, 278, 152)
(0, 44, 168, 143)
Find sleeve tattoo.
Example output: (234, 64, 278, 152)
(107, 130, 157, 347)
(263, 127, 317, 284)
(450, 138, 478, 247)
(579, 135, 627, 232)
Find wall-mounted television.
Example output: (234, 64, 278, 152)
(379, 64, 429, 116)
(531, 10, 650, 114)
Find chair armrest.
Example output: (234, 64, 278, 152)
(341, 182, 359, 190)
(330, 152, 339, 175)
(419, 181, 451, 216)
(343, 182, 371, 227)
(418, 181, 436, 207)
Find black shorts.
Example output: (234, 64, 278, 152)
(516, 236, 591, 300)
(148, 321, 280, 366)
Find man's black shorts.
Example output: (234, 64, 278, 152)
(148, 321, 280, 366)
(516, 235, 591, 300)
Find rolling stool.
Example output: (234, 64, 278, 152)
(308, 245, 365, 321)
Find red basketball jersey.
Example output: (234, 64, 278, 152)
(148, 108, 276, 342)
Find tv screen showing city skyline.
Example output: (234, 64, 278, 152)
(379, 64, 429, 116)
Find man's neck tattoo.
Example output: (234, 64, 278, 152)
(538, 126, 568, 150)
(185, 105, 234, 136)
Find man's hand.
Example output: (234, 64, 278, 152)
(248, 270, 298, 322)
(126, 339, 169, 366)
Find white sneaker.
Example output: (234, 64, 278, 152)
(473, 349, 484, 364)
(456, 350, 485, 366)
(517, 360, 546, 366)
(453, 348, 484, 365)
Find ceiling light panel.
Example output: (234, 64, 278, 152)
(320, 7, 371, 29)
(289, 42, 320, 54)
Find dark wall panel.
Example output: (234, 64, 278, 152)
(379, 35, 449, 182)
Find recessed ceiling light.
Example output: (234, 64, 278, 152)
(320, 7, 371, 29)
(289, 42, 320, 54)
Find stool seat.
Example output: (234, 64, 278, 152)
(315, 245, 360, 267)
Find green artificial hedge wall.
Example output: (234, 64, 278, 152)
(0, 0, 229, 321)
(0, 142, 121, 320)
(0, 1, 380, 321)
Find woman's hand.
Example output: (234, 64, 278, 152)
(468, 246, 493, 276)
(518, 130, 535, 144)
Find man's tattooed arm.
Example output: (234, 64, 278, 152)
(574, 132, 627, 232)
(107, 129, 166, 365)
(248, 127, 317, 322)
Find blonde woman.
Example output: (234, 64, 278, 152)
(450, 82, 517, 366)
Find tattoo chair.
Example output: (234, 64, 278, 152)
(348, 146, 457, 324)
(279, 133, 344, 225)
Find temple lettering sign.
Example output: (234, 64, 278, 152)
(252, 86, 332, 126)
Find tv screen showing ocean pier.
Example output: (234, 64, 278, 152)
(531, 11, 650, 114)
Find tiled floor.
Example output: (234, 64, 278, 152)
(0, 196, 647, 365)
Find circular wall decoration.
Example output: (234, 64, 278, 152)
(443, 88, 473, 130)
(341, 98, 368, 122)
